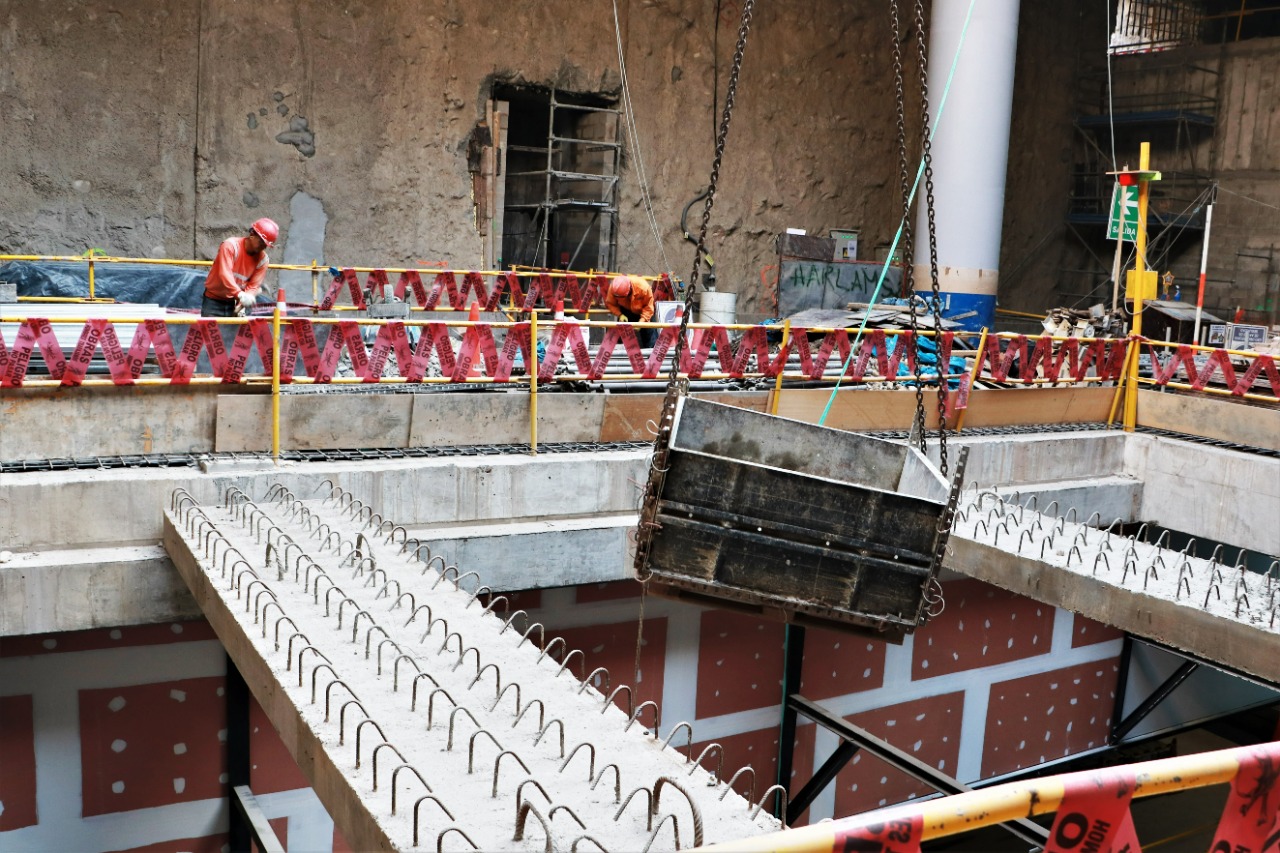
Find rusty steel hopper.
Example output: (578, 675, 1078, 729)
(633, 396, 966, 641)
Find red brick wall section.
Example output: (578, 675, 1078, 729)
(913, 579, 1055, 679)
(545, 618, 667, 711)
(0, 621, 217, 658)
(79, 676, 228, 816)
(690, 726, 816, 817)
(575, 580, 640, 603)
(105, 834, 229, 853)
(1071, 613, 1125, 648)
(0, 694, 38, 831)
(256, 817, 289, 852)
(798, 628, 887, 701)
(696, 611, 785, 718)
(832, 691, 965, 816)
(250, 696, 310, 795)
(982, 658, 1121, 775)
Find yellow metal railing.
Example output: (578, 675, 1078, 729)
(696, 741, 1280, 851)
(0, 253, 672, 307)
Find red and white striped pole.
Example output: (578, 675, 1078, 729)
(1194, 200, 1215, 346)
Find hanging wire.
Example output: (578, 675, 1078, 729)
(1215, 184, 1280, 212)
(612, 0, 677, 279)
(1104, 0, 1119, 172)
(817, 0, 978, 428)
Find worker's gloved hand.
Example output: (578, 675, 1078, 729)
(238, 291, 256, 309)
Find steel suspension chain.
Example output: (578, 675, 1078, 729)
(666, 0, 756, 393)
(891, 0, 929, 455)
(912, 0, 949, 478)
(636, 0, 755, 684)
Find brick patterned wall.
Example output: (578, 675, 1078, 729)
(0, 575, 1121, 849)
(519, 576, 1121, 827)
(0, 621, 332, 853)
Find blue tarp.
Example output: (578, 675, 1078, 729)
(0, 260, 206, 309)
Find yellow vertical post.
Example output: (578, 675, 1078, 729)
(88, 257, 95, 299)
(529, 309, 538, 454)
(954, 327, 989, 433)
(1123, 142, 1151, 433)
(1107, 338, 1136, 428)
(272, 288, 284, 459)
(310, 260, 318, 308)
(770, 319, 792, 415)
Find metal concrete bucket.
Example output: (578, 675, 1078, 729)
(633, 396, 966, 640)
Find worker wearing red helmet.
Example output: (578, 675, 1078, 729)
(604, 275, 657, 348)
(201, 217, 279, 317)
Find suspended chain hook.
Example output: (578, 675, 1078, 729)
(914, 0, 950, 478)
(890, 0, 929, 456)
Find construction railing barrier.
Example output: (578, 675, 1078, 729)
(0, 315, 979, 388)
(696, 740, 1280, 852)
(317, 267, 678, 312)
(4, 313, 1277, 403)
(0, 253, 677, 313)
(1140, 337, 1280, 403)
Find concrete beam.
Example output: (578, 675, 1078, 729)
(946, 494, 1280, 687)
(162, 494, 780, 849)
(0, 545, 200, 636)
(162, 516, 396, 852)
(1125, 432, 1280, 555)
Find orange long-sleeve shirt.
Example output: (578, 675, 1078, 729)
(603, 275, 655, 322)
(203, 236, 268, 300)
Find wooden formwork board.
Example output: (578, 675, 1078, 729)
(598, 391, 769, 442)
(1137, 389, 1280, 452)
(772, 386, 1116, 431)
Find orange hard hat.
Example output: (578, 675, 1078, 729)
(609, 276, 632, 297)
(251, 218, 279, 247)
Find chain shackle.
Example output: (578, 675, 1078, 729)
(911, 0, 949, 478)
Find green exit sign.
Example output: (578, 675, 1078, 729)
(1107, 183, 1139, 242)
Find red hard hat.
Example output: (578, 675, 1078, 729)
(251, 218, 279, 247)
(609, 276, 632, 297)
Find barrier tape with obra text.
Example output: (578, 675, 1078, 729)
(4, 318, 1273, 403)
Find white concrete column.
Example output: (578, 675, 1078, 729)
(913, 0, 1020, 331)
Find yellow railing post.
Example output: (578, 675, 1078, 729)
(310, 259, 318, 308)
(770, 320, 792, 416)
(88, 257, 95, 299)
(1123, 142, 1152, 433)
(272, 288, 284, 459)
(529, 309, 538, 454)
(954, 327, 988, 433)
(1108, 337, 1137, 428)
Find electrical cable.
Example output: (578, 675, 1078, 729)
(1214, 184, 1280, 212)
(817, 0, 978, 427)
(611, 0, 677, 280)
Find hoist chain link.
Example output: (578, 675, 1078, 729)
(891, 0, 928, 454)
(667, 0, 755, 394)
(912, 0, 949, 478)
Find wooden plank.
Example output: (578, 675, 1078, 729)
(1138, 389, 1280, 451)
(959, 386, 1114, 427)
(598, 391, 768, 442)
(772, 388, 936, 431)
(774, 386, 1114, 431)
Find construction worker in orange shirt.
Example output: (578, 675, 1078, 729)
(605, 274, 657, 348)
(201, 218, 279, 317)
